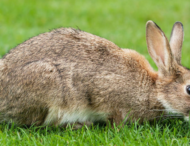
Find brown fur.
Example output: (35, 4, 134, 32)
(0, 21, 189, 127)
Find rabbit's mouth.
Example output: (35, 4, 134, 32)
(184, 116, 189, 121)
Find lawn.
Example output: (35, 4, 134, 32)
(0, 0, 190, 145)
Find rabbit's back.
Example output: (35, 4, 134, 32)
(3, 28, 151, 74)
(3, 28, 121, 68)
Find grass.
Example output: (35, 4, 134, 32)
(0, 0, 190, 145)
(0, 120, 190, 145)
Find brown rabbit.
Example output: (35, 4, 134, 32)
(0, 20, 188, 128)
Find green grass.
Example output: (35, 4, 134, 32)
(0, 0, 190, 145)
(0, 120, 190, 146)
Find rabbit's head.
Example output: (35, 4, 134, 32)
(146, 21, 190, 120)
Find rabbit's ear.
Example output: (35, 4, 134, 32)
(146, 21, 173, 75)
(170, 22, 184, 64)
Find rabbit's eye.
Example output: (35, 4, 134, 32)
(186, 85, 190, 95)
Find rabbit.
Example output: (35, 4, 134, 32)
(0, 20, 188, 128)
